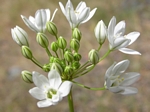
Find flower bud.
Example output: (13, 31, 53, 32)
(21, 46, 33, 59)
(72, 28, 82, 41)
(36, 33, 49, 48)
(70, 39, 80, 52)
(72, 61, 80, 70)
(21, 70, 33, 83)
(88, 49, 99, 64)
(51, 42, 58, 52)
(74, 53, 82, 61)
(46, 21, 58, 36)
(43, 64, 50, 72)
(64, 51, 74, 62)
(57, 36, 67, 49)
(11, 26, 29, 46)
(94, 20, 107, 44)
(51, 62, 63, 75)
(64, 66, 74, 75)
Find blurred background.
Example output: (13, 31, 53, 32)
(0, 0, 150, 112)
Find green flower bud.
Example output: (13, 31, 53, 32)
(72, 28, 82, 41)
(21, 46, 33, 59)
(57, 36, 67, 49)
(51, 62, 63, 75)
(88, 49, 99, 65)
(74, 53, 82, 61)
(49, 56, 55, 63)
(64, 51, 74, 62)
(46, 21, 58, 36)
(21, 70, 33, 83)
(36, 33, 49, 48)
(70, 39, 80, 52)
(43, 64, 50, 72)
(64, 66, 74, 75)
(51, 42, 58, 52)
(72, 61, 80, 70)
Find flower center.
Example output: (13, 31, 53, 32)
(47, 89, 57, 99)
(112, 76, 124, 86)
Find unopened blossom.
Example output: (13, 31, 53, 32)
(29, 70, 72, 107)
(94, 20, 107, 44)
(107, 16, 141, 55)
(59, 0, 97, 29)
(11, 26, 29, 46)
(104, 60, 140, 95)
(21, 9, 57, 33)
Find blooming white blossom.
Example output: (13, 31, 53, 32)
(104, 60, 140, 95)
(11, 26, 29, 46)
(107, 16, 141, 55)
(94, 20, 107, 44)
(21, 9, 57, 33)
(59, 0, 97, 29)
(29, 70, 72, 107)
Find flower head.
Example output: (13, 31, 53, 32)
(104, 60, 140, 95)
(11, 26, 29, 46)
(59, 0, 97, 29)
(107, 16, 141, 55)
(29, 70, 72, 107)
(21, 9, 57, 33)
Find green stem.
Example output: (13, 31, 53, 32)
(73, 64, 94, 78)
(97, 44, 102, 51)
(45, 47, 52, 57)
(99, 49, 111, 62)
(72, 61, 90, 76)
(55, 51, 59, 58)
(72, 81, 106, 91)
(31, 57, 43, 69)
(68, 89, 74, 112)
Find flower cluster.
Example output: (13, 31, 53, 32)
(11, 0, 141, 110)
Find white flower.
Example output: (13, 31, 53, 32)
(94, 20, 107, 44)
(29, 70, 72, 107)
(11, 26, 29, 46)
(107, 16, 141, 55)
(21, 9, 57, 33)
(104, 60, 140, 95)
(59, 0, 97, 29)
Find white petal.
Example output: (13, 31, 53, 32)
(113, 38, 130, 49)
(78, 8, 90, 24)
(50, 8, 58, 21)
(48, 70, 62, 90)
(81, 8, 97, 24)
(109, 86, 124, 93)
(112, 59, 129, 75)
(32, 71, 50, 90)
(105, 62, 116, 79)
(119, 48, 141, 55)
(114, 21, 125, 36)
(59, 2, 66, 15)
(29, 87, 45, 100)
(108, 16, 116, 43)
(119, 87, 138, 95)
(21, 15, 39, 32)
(52, 92, 62, 103)
(29, 16, 35, 24)
(125, 32, 140, 45)
(45, 9, 50, 21)
(75, 1, 86, 12)
(120, 72, 140, 86)
(16, 26, 28, 40)
(35, 9, 47, 32)
(59, 81, 72, 97)
(37, 100, 52, 107)
(65, 0, 74, 11)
